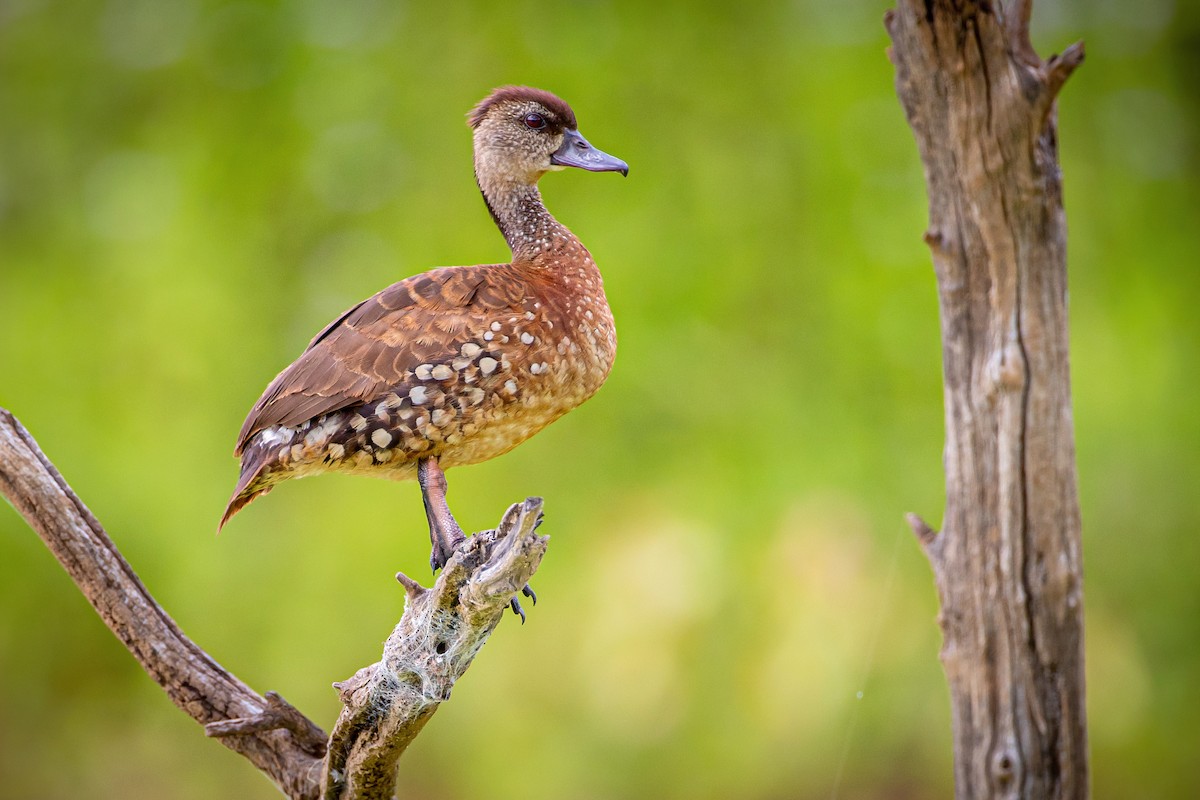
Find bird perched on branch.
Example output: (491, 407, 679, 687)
(220, 87, 626, 616)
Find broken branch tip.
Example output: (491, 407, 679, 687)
(395, 571, 427, 599)
(906, 512, 939, 547)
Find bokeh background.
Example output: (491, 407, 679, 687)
(2, 0, 1197, 797)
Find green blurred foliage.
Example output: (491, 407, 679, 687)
(1, 0, 1197, 797)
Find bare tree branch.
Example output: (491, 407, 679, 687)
(0, 408, 323, 796)
(0, 406, 547, 799)
(905, 512, 943, 567)
(1042, 41, 1086, 110)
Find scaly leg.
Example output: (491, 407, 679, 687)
(416, 457, 535, 620)
(418, 457, 465, 571)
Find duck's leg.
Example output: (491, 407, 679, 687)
(416, 457, 534, 621)
(418, 457, 466, 571)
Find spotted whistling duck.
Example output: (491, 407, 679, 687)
(221, 87, 627, 615)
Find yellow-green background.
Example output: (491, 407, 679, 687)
(2, 1, 1196, 797)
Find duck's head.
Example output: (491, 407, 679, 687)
(469, 86, 628, 188)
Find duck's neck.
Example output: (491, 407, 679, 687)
(477, 175, 572, 261)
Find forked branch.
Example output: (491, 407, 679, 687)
(0, 407, 547, 799)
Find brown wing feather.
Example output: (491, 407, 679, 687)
(234, 264, 526, 455)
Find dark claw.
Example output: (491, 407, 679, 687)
(429, 543, 451, 573)
(509, 596, 526, 623)
(428, 533, 466, 573)
(522, 584, 537, 605)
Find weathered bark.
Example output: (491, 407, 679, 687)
(0, 406, 546, 799)
(321, 500, 547, 799)
(885, 1, 1088, 797)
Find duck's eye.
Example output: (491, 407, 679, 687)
(523, 113, 547, 130)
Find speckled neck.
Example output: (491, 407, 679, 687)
(477, 177, 572, 261)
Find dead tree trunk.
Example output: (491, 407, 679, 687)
(885, 1, 1089, 797)
(0, 407, 546, 799)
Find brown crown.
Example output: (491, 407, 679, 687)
(467, 86, 577, 130)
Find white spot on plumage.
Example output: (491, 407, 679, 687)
(349, 414, 367, 432)
(461, 342, 482, 358)
(521, 332, 534, 345)
(260, 426, 291, 446)
(409, 386, 428, 405)
(504, 379, 518, 394)
(479, 357, 498, 375)
(530, 363, 541, 375)
(490, 321, 502, 331)
(415, 364, 433, 381)
(431, 364, 453, 381)
(371, 429, 393, 448)
(483, 331, 494, 341)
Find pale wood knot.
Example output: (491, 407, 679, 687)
(991, 745, 1020, 787)
(923, 227, 947, 252)
(983, 343, 1028, 396)
(332, 666, 374, 704)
